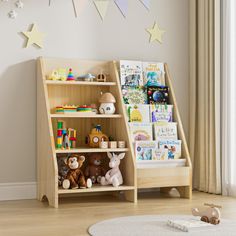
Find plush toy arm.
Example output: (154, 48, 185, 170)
(101, 167, 106, 176)
(105, 170, 111, 180)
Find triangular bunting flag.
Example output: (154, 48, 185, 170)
(114, 0, 128, 18)
(94, 0, 110, 21)
(139, 0, 150, 11)
(72, 0, 88, 18)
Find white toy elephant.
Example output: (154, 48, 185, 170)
(101, 152, 125, 187)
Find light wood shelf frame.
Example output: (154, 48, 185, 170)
(37, 57, 137, 208)
(135, 63, 192, 199)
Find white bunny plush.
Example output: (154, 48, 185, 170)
(101, 152, 125, 187)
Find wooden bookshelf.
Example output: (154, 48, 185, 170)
(37, 57, 137, 208)
(135, 64, 192, 199)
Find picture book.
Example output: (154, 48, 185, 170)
(129, 123, 153, 141)
(135, 141, 156, 161)
(120, 60, 143, 87)
(143, 62, 165, 86)
(158, 140, 182, 159)
(147, 86, 169, 104)
(167, 219, 213, 232)
(154, 122, 178, 140)
(150, 104, 173, 122)
(152, 148, 168, 160)
(122, 86, 147, 104)
(126, 104, 150, 123)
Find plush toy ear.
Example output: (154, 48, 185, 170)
(107, 152, 113, 159)
(79, 155, 85, 162)
(118, 153, 125, 160)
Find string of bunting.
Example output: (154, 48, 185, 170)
(48, 0, 151, 20)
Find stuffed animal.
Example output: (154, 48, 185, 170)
(84, 153, 105, 184)
(62, 154, 92, 189)
(57, 155, 69, 186)
(101, 152, 125, 187)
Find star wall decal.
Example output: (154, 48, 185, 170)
(146, 22, 165, 44)
(22, 24, 45, 48)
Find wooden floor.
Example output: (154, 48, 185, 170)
(0, 190, 236, 236)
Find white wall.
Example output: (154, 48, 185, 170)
(0, 0, 189, 185)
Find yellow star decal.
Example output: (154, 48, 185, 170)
(146, 22, 165, 43)
(22, 24, 45, 48)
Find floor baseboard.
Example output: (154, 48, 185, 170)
(0, 182, 36, 201)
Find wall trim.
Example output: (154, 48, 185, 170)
(0, 182, 37, 201)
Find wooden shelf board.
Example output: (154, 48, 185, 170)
(45, 80, 116, 86)
(58, 185, 135, 194)
(50, 114, 122, 118)
(55, 147, 129, 154)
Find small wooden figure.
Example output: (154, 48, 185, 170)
(97, 73, 106, 82)
(192, 203, 222, 225)
(99, 92, 116, 114)
(87, 125, 108, 148)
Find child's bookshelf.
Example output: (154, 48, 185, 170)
(119, 61, 192, 198)
(37, 58, 137, 208)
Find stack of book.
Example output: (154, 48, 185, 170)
(120, 60, 184, 168)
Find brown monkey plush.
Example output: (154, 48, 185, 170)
(84, 153, 105, 184)
(62, 154, 92, 189)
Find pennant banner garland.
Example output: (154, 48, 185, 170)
(114, 0, 128, 18)
(72, 0, 88, 18)
(139, 0, 150, 11)
(93, 0, 110, 21)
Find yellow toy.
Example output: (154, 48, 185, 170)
(87, 125, 108, 148)
(48, 68, 67, 81)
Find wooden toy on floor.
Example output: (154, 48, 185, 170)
(101, 152, 125, 187)
(192, 203, 222, 225)
(99, 92, 116, 114)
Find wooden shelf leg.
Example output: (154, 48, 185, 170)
(124, 190, 137, 203)
(176, 186, 192, 199)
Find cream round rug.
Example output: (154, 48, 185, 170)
(88, 215, 236, 236)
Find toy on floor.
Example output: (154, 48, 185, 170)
(84, 153, 106, 184)
(76, 73, 96, 82)
(99, 92, 116, 114)
(87, 125, 109, 148)
(67, 68, 75, 81)
(48, 68, 67, 81)
(62, 154, 92, 189)
(101, 152, 125, 187)
(192, 203, 222, 225)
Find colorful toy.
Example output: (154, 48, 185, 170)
(56, 120, 77, 149)
(56, 106, 64, 113)
(63, 105, 77, 113)
(99, 92, 116, 114)
(192, 203, 222, 225)
(77, 105, 93, 112)
(84, 153, 106, 184)
(62, 154, 92, 189)
(101, 152, 125, 187)
(109, 141, 117, 149)
(67, 68, 75, 81)
(87, 125, 109, 148)
(48, 68, 67, 81)
(77, 73, 96, 82)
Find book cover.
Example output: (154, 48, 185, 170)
(152, 148, 168, 160)
(122, 86, 147, 104)
(167, 219, 213, 232)
(150, 104, 173, 122)
(154, 122, 178, 140)
(147, 86, 169, 104)
(126, 104, 150, 123)
(135, 141, 156, 160)
(158, 140, 182, 159)
(129, 123, 153, 141)
(143, 62, 165, 86)
(120, 60, 143, 87)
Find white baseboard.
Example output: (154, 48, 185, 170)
(0, 182, 37, 201)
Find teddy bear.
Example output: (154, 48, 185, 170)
(62, 154, 92, 189)
(84, 153, 105, 184)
